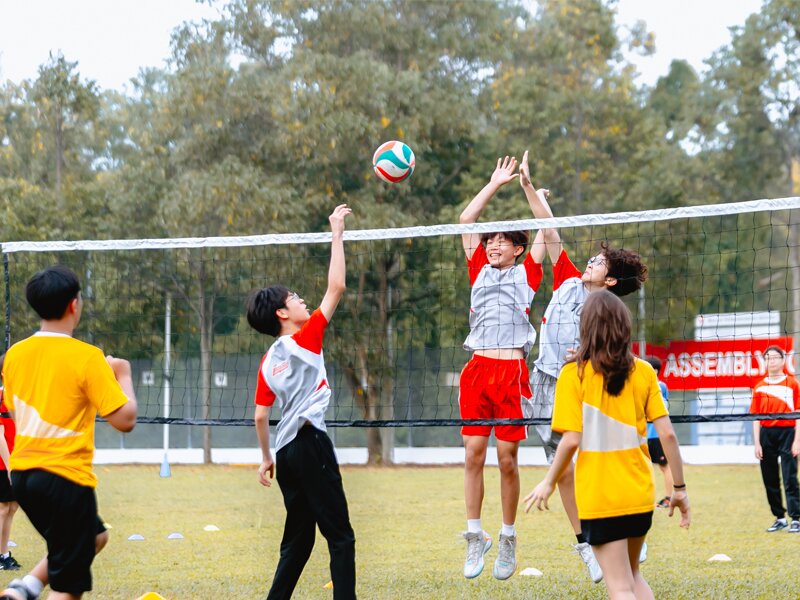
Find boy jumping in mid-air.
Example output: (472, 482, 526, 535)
(521, 161, 649, 583)
(458, 155, 555, 580)
(0, 265, 138, 600)
(247, 204, 356, 600)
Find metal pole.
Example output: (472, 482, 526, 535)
(3, 253, 10, 351)
(638, 285, 646, 357)
(161, 294, 172, 477)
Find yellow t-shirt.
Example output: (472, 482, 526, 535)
(2, 332, 130, 488)
(552, 358, 668, 520)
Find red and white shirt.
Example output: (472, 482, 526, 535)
(534, 250, 587, 377)
(750, 374, 800, 428)
(0, 389, 14, 471)
(463, 243, 543, 357)
(254, 309, 331, 451)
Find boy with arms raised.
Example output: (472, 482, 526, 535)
(458, 155, 555, 580)
(520, 159, 648, 583)
(247, 204, 356, 600)
(0, 265, 137, 600)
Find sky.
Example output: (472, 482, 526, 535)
(0, 0, 765, 92)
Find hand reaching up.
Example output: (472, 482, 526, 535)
(490, 156, 519, 187)
(329, 204, 352, 236)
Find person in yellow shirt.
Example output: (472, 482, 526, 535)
(0, 265, 137, 600)
(524, 290, 690, 600)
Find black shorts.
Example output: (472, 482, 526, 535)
(11, 469, 100, 594)
(648, 438, 667, 466)
(0, 470, 14, 503)
(581, 511, 653, 546)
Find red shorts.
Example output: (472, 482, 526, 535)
(459, 354, 532, 442)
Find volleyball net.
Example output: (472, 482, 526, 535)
(4, 197, 800, 433)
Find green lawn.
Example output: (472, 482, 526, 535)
(0, 464, 793, 599)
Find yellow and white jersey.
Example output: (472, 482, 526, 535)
(2, 332, 129, 488)
(552, 358, 668, 519)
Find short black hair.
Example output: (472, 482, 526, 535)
(764, 345, 785, 358)
(246, 285, 291, 337)
(645, 355, 662, 373)
(25, 265, 81, 320)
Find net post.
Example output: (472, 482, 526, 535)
(3, 253, 9, 351)
(161, 294, 172, 478)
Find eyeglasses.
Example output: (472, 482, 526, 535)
(587, 256, 606, 266)
(765, 353, 784, 360)
(284, 292, 300, 304)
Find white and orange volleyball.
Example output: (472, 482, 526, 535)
(372, 141, 415, 183)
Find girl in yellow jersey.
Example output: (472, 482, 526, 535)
(524, 290, 690, 600)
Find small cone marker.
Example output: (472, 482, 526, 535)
(323, 581, 333, 589)
(203, 524, 220, 531)
(7, 541, 16, 548)
(520, 567, 543, 577)
(135, 593, 167, 600)
(160, 454, 171, 478)
(708, 554, 731, 562)
(128, 534, 145, 541)
(167, 533, 184, 540)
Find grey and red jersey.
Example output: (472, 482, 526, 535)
(254, 309, 331, 452)
(533, 250, 588, 377)
(463, 243, 543, 357)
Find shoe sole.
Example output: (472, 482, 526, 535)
(464, 538, 492, 579)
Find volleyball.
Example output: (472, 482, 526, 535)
(372, 140, 415, 183)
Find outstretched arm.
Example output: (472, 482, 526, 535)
(460, 156, 518, 260)
(255, 404, 274, 487)
(319, 204, 352, 321)
(519, 150, 562, 263)
(653, 416, 691, 528)
(524, 430, 581, 512)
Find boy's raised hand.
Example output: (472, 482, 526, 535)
(490, 156, 519, 187)
(519, 150, 534, 189)
(520, 150, 550, 200)
(329, 203, 352, 235)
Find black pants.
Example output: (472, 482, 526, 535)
(267, 426, 356, 600)
(760, 427, 800, 520)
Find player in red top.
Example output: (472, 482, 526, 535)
(246, 204, 356, 600)
(0, 355, 20, 572)
(750, 345, 800, 533)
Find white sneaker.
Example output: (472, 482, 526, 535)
(492, 533, 517, 580)
(463, 530, 492, 579)
(574, 542, 603, 583)
(639, 542, 648, 563)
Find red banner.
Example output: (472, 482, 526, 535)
(645, 338, 795, 390)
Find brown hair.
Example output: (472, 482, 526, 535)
(479, 231, 530, 260)
(575, 289, 634, 396)
(601, 241, 648, 297)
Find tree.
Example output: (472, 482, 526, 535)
(30, 53, 101, 213)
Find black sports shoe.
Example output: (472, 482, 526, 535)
(789, 521, 800, 533)
(767, 518, 788, 532)
(0, 553, 21, 570)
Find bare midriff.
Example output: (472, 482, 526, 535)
(473, 348, 524, 360)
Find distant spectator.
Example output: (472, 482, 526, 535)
(645, 356, 673, 510)
(750, 345, 800, 533)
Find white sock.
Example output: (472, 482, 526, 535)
(23, 574, 44, 597)
(467, 519, 482, 533)
(0, 552, 8, 559)
(501, 523, 516, 537)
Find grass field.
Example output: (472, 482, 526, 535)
(0, 463, 795, 599)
